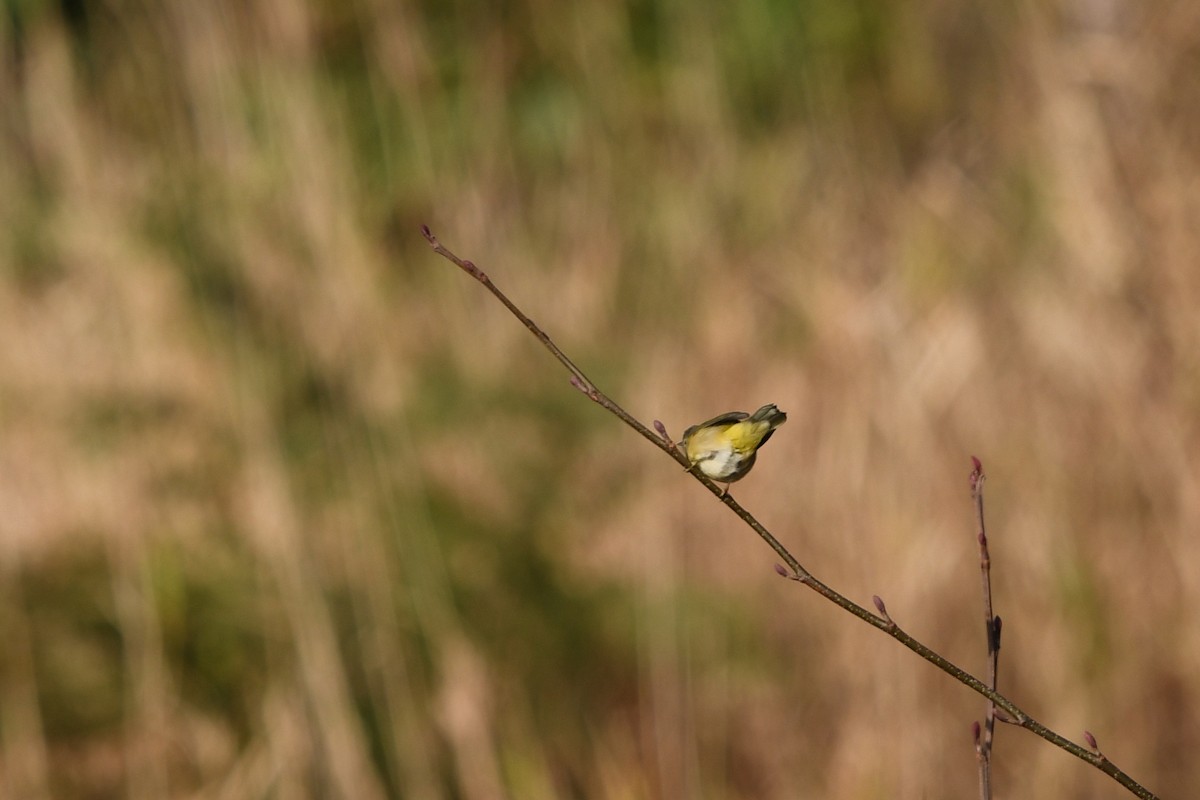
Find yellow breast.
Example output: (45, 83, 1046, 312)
(684, 424, 758, 481)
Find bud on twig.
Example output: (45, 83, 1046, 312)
(1083, 730, 1106, 760)
(872, 595, 895, 627)
(969, 455, 984, 492)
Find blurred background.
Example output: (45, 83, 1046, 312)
(1, 0, 1198, 797)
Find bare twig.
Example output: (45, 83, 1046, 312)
(971, 456, 999, 800)
(422, 226, 1159, 800)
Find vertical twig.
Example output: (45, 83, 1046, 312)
(971, 456, 1000, 800)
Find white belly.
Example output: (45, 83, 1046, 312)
(697, 446, 741, 480)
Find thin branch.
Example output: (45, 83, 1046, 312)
(422, 226, 1159, 800)
(971, 456, 999, 800)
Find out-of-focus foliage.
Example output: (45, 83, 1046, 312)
(1, 1, 1197, 797)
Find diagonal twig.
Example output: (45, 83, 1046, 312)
(422, 225, 1159, 800)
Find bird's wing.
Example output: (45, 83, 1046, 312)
(682, 410, 750, 442)
(696, 410, 750, 428)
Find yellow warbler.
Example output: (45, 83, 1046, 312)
(681, 404, 787, 494)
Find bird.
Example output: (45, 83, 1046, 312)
(680, 404, 787, 495)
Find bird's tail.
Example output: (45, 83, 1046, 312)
(750, 404, 787, 429)
(737, 404, 786, 451)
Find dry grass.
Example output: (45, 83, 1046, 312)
(1, 1, 1198, 797)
